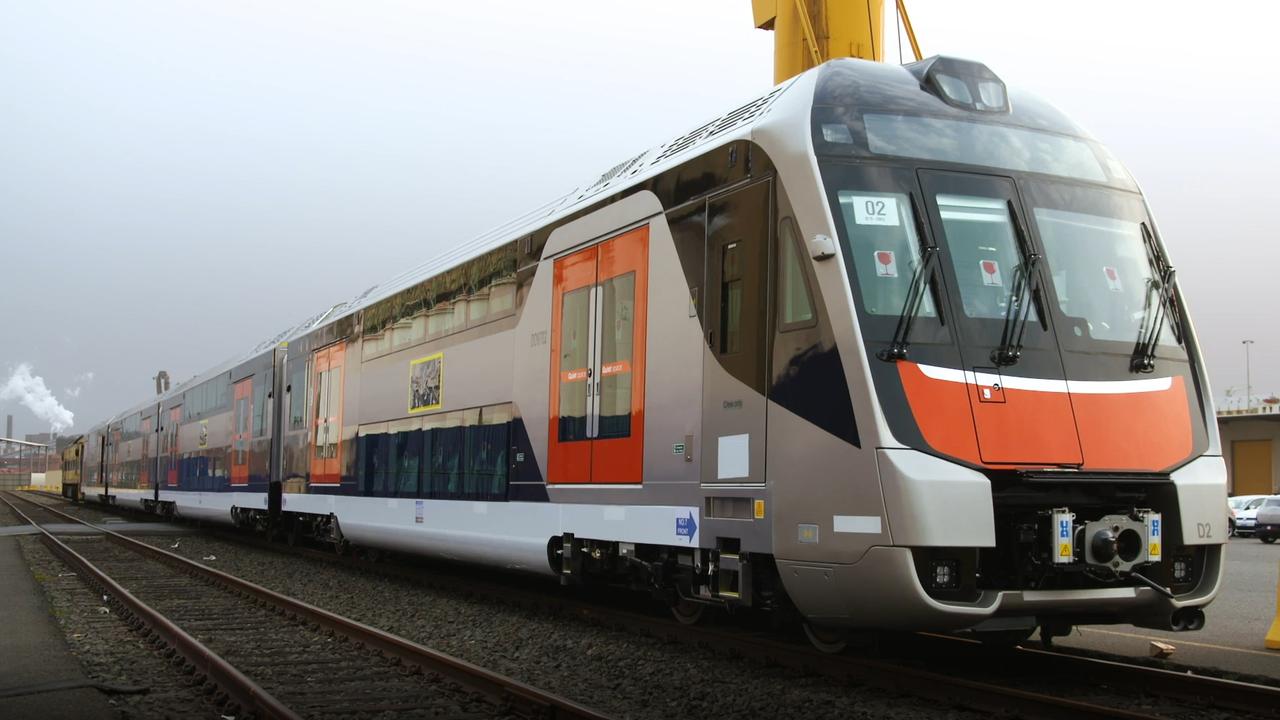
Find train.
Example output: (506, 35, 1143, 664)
(60, 435, 83, 499)
(73, 56, 1228, 649)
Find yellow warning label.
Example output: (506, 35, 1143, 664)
(1059, 543, 1072, 557)
(1149, 543, 1161, 556)
(753, 499, 765, 519)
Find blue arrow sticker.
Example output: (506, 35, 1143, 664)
(675, 512, 697, 542)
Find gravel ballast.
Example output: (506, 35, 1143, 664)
(18, 536, 225, 719)
(141, 534, 981, 720)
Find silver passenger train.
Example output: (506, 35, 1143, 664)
(77, 57, 1227, 646)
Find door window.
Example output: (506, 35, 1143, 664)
(720, 242, 743, 354)
(558, 286, 591, 442)
(235, 395, 248, 464)
(598, 272, 634, 439)
(315, 369, 331, 458)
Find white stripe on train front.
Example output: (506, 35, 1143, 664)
(914, 363, 1173, 395)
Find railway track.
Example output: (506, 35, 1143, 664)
(219, 522, 1280, 719)
(2, 492, 610, 720)
(22, 491, 1280, 719)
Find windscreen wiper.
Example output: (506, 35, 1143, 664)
(878, 195, 939, 362)
(991, 202, 1042, 366)
(1131, 222, 1183, 373)
(991, 253, 1041, 366)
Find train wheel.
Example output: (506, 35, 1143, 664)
(803, 623, 848, 654)
(670, 598, 706, 625)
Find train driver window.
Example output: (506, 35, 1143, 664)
(836, 191, 934, 318)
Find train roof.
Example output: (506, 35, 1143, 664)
(95, 66, 809, 428)
(86, 57, 1100, 433)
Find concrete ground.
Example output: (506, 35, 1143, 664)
(0, 536, 117, 720)
(1057, 536, 1280, 680)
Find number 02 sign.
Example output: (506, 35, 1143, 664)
(850, 195, 900, 226)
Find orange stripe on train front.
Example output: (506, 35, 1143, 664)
(1073, 376, 1191, 471)
(897, 361, 983, 465)
(897, 362, 1193, 472)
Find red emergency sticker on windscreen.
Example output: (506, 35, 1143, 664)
(875, 250, 898, 278)
(1103, 266, 1123, 292)
(980, 259, 1002, 287)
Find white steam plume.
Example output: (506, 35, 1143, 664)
(1, 364, 75, 432)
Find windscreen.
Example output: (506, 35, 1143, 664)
(835, 190, 934, 317)
(864, 114, 1108, 184)
(1034, 208, 1176, 347)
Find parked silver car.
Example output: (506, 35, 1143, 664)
(1255, 497, 1280, 544)
(1233, 495, 1272, 537)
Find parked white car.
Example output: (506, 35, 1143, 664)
(1232, 495, 1275, 537)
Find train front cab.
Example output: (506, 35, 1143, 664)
(773, 58, 1227, 638)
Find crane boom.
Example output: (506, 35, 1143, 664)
(752, 0, 921, 84)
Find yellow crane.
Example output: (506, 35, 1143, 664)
(752, 0, 922, 84)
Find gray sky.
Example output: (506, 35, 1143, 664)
(1, 0, 1275, 436)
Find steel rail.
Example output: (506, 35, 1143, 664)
(5, 491, 611, 720)
(0, 493, 299, 720)
(916, 631, 1280, 717)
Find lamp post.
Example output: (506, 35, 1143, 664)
(1243, 339, 1255, 412)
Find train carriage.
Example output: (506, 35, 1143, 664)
(80, 56, 1227, 644)
(60, 435, 84, 500)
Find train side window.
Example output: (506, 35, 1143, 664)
(778, 217, 816, 329)
(394, 430, 423, 497)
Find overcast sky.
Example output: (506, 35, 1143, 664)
(1, 0, 1275, 436)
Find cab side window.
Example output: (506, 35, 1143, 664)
(777, 217, 816, 330)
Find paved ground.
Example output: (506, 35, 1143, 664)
(1058, 536, 1280, 680)
(0, 536, 117, 720)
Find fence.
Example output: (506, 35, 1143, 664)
(0, 437, 52, 490)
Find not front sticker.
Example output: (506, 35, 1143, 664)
(874, 250, 898, 278)
(850, 195, 900, 226)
